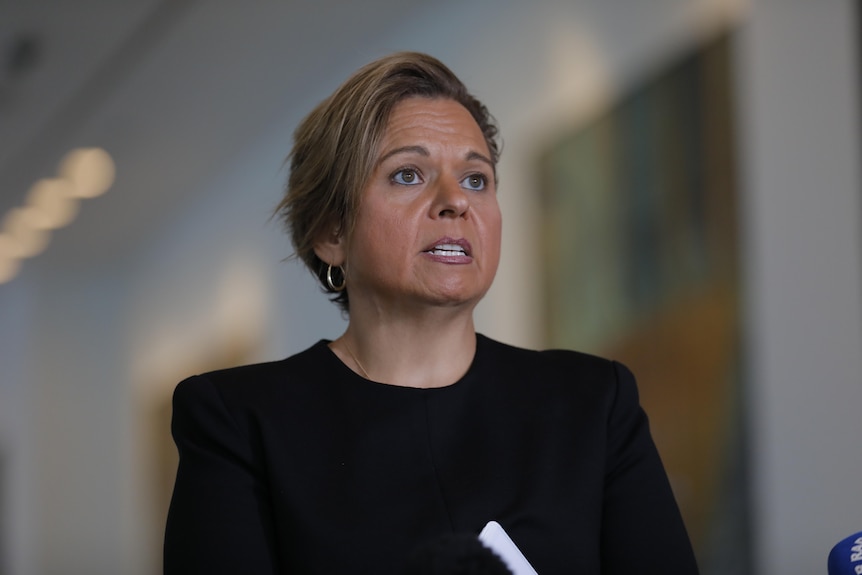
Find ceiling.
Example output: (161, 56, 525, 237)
(0, 0, 435, 272)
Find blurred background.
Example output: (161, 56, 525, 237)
(0, 0, 860, 574)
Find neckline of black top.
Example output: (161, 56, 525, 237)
(315, 333, 487, 393)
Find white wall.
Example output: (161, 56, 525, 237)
(29, 268, 131, 574)
(1, 0, 859, 573)
(737, 1, 862, 572)
(0, 278, 35, 575)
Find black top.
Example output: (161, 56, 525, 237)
(164, 334, 698, 574)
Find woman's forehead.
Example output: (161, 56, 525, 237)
(378, 97, 489, 157)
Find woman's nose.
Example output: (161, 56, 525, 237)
(430, 177, 469, 219)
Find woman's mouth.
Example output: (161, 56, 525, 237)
(427, 243, 467, 256)
(422, 237, 472, 257)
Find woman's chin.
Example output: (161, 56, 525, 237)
(414, 283, 490, 310)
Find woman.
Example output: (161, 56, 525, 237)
(164, 52, 698, 574)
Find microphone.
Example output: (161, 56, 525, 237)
(828, 531, 862, 575)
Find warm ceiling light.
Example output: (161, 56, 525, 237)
(0, 146, 114, 284)
(25, 178, 79, 229)
(1, 208, 50, 258)
(59, 147, 115, 198)
(0, 253, 21, 284)
(0, 234, 16, 259)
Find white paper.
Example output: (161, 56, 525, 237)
(478, 520, 539, 575)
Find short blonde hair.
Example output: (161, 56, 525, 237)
(275, 51, 500, 312)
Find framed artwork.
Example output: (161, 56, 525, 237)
(539, 31, 749, 573)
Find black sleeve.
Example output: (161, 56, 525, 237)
(164, 375, 279, 574)
(599, 362, 700, 574)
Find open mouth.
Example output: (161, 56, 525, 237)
(427, 243, 468, 257)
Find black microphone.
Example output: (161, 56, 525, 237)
(828, 531, 862, 575)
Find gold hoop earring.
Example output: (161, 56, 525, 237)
(326, 264, 346, 292)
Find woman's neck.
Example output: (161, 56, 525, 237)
(329, 305, 478, 389)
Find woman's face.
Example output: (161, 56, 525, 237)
(323, 97, 502, 314)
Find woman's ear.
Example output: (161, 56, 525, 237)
(312, 224, 346, 267)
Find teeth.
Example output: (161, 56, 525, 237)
(430, 243, 466, 256)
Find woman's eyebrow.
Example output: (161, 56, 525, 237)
(377, 146, 495, 170)
(466, 150, 494, 169)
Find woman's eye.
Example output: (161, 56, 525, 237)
(392, 168, 421, 185)
(461, 173, 487, 191)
